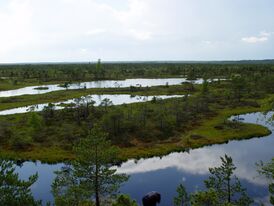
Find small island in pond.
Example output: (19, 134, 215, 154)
(33, 86, 49, 90)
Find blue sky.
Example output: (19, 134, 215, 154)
(0, 0, 273, 63)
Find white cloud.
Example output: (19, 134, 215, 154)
(115, 146, 269, 186)
(129, 29, 152, 41)
(86, 29, 107, 36)
(242, 36, 268, 43)
(0, 0, 274, 62)
(0, 0, 34, 54)
(260, 31, 271, 37)
(80, 48, 88, 53)
(203, 41, 212, 45)
(112, 0, 154, 41)
(242, 31, 272, 43)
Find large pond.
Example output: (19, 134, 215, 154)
(14, 112, 274, 205)
(0, 78, 208, 98)
(0, 94, 182, 115)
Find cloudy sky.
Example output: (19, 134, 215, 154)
(0, 0, 274, 63)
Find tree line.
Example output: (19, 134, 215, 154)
(0, 61, 273, 83)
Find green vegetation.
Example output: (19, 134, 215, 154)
(0, 74, 273, 162)
(0, 62, 273, 163)
(33, 86, 49, 90)
(0, 96, 271, 162)
(1, 150, 273, 205)
(174, 155, 253, 206)
(1, 58, 274, 205)
(52, 125, 128, 206)
(258, 158, 274, 205)
(112, 194, 138, 206)
(0, 61, 273, 91)
(203, 155, 253, 205)
(0, 159, 41, 206)
(174, 183, 190, 206)
(0, 84, 194, 111)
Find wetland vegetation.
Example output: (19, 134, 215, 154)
(0, 62, 273, 162)
(0, 61, 274, 205)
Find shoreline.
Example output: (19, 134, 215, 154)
(0, 106, 271, 163)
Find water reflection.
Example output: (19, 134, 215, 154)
(0, 94, 183, 115)
(12, 112, 274, 205)
(15, 162, 63, 204)
(0, 78, 206, 97)
(118, 112, 274, 205)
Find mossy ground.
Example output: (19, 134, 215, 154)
(0, 105, 271, 163)
(119, 106, 271, 161)
(0, 79, 273, 163)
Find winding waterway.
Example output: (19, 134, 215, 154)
(0, 78, 210, 98)
(13, 112, 274, 205)
(0, 94, 183, 115)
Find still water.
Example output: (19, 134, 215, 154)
(0, 94, 182, 115)
(0, 78, 207, 98)
(14, 112, 274, 205)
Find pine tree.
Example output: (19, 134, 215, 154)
(52, 124, 128, 206)
(0, 160, 41, 206)
(204, 155, 253, 205)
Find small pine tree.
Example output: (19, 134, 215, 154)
(112, 194, 138, 206)
(204, 154, 253, 205)
(52, 124, 128, 206)
(0, 160, 41, 206)
(174, 183, 190, 206)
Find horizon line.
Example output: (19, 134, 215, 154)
(1, 59, 274, 65)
